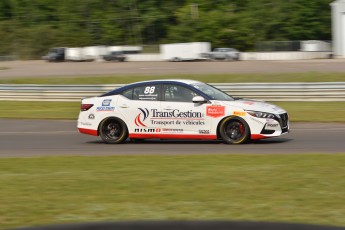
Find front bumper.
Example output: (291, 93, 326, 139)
(248, 113, 289, 140)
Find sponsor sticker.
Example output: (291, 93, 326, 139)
(199, 130, 210, 134)
(266, 123, 278, 128)
(135, 108, 150, 127)
(243, 101, 255, 105)
(134, 128, 161, 133)
(161, 128, 183, 133)
(206, 106, 225, 118)
(102, 99, 112, 106)
(88, 114, 95, 119)
(96, 106, 115, 112)
(79, 121, 92, 126)
(265, 123, 279, 130)
(96, 99, 115, 112)
(233, 111, 246, 116)
(151, 109, 204, 119)
(135, 108, 205, 127)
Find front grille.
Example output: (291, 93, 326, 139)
(273, 113, 289, 132)
(279, 113, 289, 128)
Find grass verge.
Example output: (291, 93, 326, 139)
(0, 154, 345, 229)
(0, 101, 79, 120)
(0, 101, 344, 122)
(0, 72, 344, 84)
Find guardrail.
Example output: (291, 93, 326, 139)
(0, 82, 344, 102)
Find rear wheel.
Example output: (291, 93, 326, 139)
(99, 118, 128, 144)
(219, 117, 250, 144)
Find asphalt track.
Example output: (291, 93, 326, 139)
(0, 119, 344, 157)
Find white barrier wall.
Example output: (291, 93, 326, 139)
(124, 52, 332, 61)
(125, 54, 163, 61)
(240, 52, 332, 61)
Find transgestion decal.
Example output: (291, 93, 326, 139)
(135, 108, 205, 127)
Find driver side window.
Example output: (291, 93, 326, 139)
(164, 84, 198, 102)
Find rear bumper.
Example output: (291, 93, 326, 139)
(78, 128, 98, 136)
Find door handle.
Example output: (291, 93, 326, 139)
(119, 104, 129, 108)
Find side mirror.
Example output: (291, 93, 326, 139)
(192, 96, 207, 103)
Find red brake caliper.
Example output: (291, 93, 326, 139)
(239, 124, 244, 134)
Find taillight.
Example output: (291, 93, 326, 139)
(81, 104, 93, 111)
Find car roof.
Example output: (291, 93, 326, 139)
(101, 79, 207, 97)
(126, 79, 203, 86)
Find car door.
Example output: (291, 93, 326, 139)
(117, 84, 162, 137)
(159, 84, 213, 138)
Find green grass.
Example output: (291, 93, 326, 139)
(0, 101, 344, 122)
(0, 72, 344, 84)
(0, 66, 8, 71)
(1, 154, 345, 229)
(0, 101, 79, 120)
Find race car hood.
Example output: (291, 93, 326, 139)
(220, 99, 287, 114)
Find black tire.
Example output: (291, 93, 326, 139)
(99, 118, 128, 144)
(219, 117, 250, 144)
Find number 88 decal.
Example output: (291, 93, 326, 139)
(144, 86, 155, 94)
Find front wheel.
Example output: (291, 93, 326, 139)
(219, 117, 250, 144)
(99, 118, 128, 144)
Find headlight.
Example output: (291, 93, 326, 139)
(246, 111, 275, 119)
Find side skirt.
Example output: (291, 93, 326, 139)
(129, 134, 217, 140)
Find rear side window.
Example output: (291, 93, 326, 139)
(132, 85, 161, 101)
(121, 88, 133, 99)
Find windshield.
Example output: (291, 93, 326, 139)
(190, 83, 234, 101)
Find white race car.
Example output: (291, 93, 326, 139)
(78, 80, 289, 144)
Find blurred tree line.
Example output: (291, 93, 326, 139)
(0, 0, 333, 59)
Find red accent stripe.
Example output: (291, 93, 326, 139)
(129, 133, 216, 140)
(135, 114, 147, 127)
(137, 114, 147, 127)
(251, 134, 268, 140)
(134, 115, 139, 126)
(78, 128, 98, 136)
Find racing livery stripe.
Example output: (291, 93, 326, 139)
(78, 128, 98, 136)
(251, 134, 268, 140)
(129, 134, 217, 140)
(135, 114, 146, 127)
